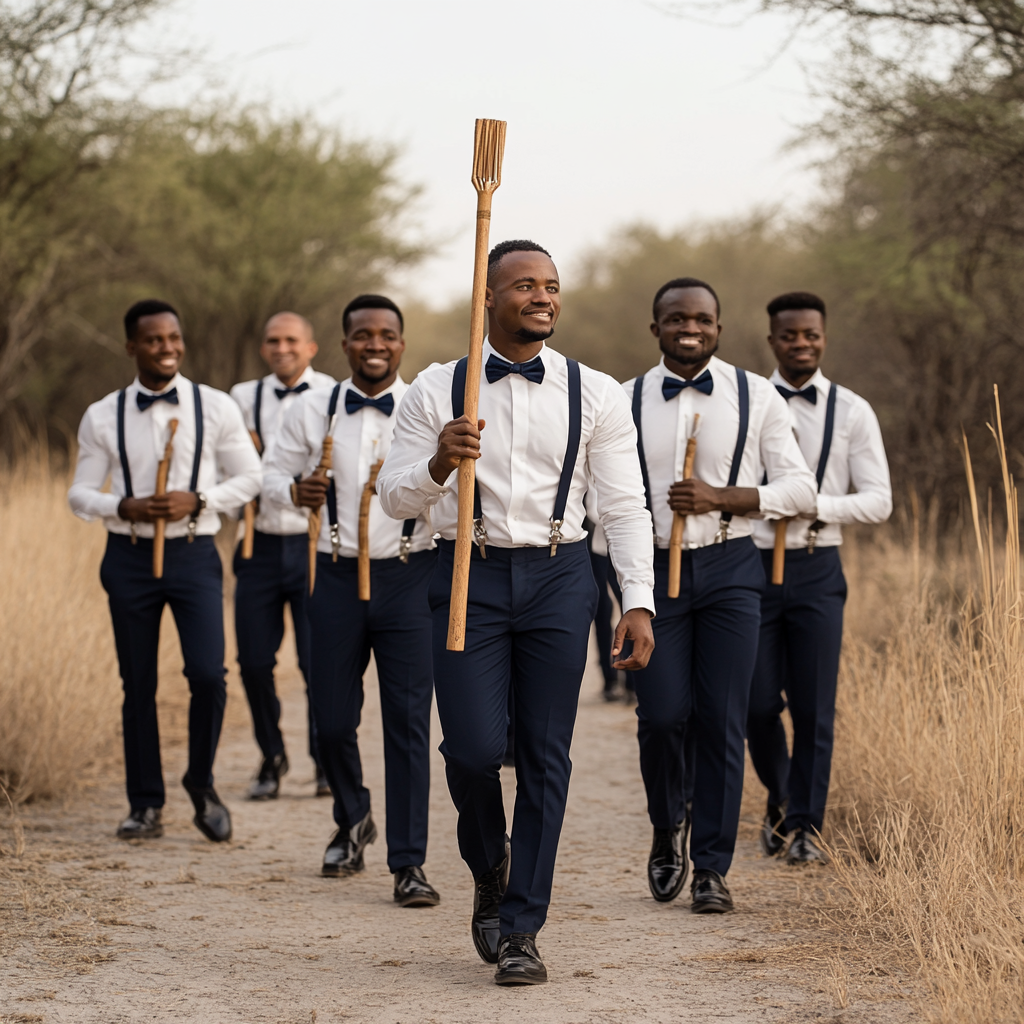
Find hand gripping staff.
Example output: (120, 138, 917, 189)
(307, 429, 335, 596)
(152, 419, 178, 579)
(447, 118, 507, 652)
(667, 414, 700, 599)
(241, 428, 262, 560)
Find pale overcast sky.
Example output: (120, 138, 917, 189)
(165, 0, 822, 305)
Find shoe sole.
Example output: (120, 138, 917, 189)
(247, 790, 279, 801)
(691, 900, 733, 914)
(394, 893, 441, 908)
(495, 971, 548, 985)
(116, 827, 164, 840)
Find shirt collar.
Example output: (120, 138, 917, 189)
(343, 374, 406, 400)
(266, 365, 317, 392)
(133, 372, 185, 397)
(770, 367, 828, 395)
(482, 337, 549, 368)
(657, 353, 721, 383)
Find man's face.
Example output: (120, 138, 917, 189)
(127, 312, 184, 384)
(486, 251, 561, 341)
(650, 287, 721, 367)
(260, 313, 318, 381)
(768, 309, 826, 378)
(342, 308, 405, 384)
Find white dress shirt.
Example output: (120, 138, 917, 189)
(376, 340, 655, 615)
(229, 366, 336, 536)
(68, 373, 262, 539)
(625, 355, 817, 549)
(751, 368, 892, 550)
(262, 375, 433, 560)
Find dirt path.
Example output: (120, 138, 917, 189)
(2, 642, 918, 1024)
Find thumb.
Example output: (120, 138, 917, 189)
(611, 616, 628, 657)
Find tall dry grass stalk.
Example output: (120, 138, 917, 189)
(0, 455, 122, 803)
(829, 387, 1024, 1022)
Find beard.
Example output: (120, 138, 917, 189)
(358, 362, 392, 383)
(662, 338, 718, 366)
(515, 325, 554, 342)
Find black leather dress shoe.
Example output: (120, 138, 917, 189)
(471, 839, 510, 964)
(116, 807, 163, 840)
(322, 811, 378, 876)
(315, 767, 331, 798)
(759, 802, 787, 857)
(182, 778, 232, 843)
(248, 752, 288, 800)
(690, 869, 734, 913)
(495, 933, 547, 985)
(393, 865, 441, 907)
(648, 818, 689, 902)
(786, 829, 828, 865)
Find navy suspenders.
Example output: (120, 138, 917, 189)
(451, 354, 583, 557)
(632, 367, 749, 545)
(323, 383, 417, 562)
(253, 379, 264, 451)
(117, 382, 204, 542)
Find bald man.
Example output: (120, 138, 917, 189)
(230, 313, 336, 800)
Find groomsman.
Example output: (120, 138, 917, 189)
(68, 299, 261, 842)
(262, 294, 441, 909)
(748, 292, 891, 864)
(378, 241, 655, 984)
(229, 312, 335, 799)
(626, 278, 816, 913)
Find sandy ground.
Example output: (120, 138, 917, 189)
(1, 630, 920, 1024)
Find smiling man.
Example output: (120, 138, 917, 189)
(68, 299, 261, 843)
(625, 278, 816, 914)
(229, 312, 336, 801)
(377, 241, 655, 984)
(261, 294, 440, 909)
(748, 292, 891, 865)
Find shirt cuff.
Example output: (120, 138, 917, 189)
(96, 493, 122, 520)
(620, 584, 656, 619)
(814, 494, 836, 522)
(413, 456, 453, 495)
(756, 485, 816, 522)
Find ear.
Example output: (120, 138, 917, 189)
(649, 321, 659, 339)
(485, 285, 495, 310)
(308, 340, 319, 359)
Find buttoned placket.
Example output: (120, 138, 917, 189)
(506, 374, 531, 543)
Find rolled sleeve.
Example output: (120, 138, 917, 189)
(757, 389, 817, 520)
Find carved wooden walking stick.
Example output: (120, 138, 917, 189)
(358, 458, 385, 601)
(152, 419, 178, 579)
(667, 414, 700, 599)
(241, 429, 262, 560)
(447, 118, 507, 652)
(307, 435, 334, 596)
(772, 519, 788, 585)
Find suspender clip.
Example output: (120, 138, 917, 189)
(716, 520, 730, 544)
(548, 518, 564, 557)
(130, 522, 137, 545)
(806, 520, 825, 553)
(399, 535, 412, 564)
(187, 516, 197, 543)
(330, 522, 340, 563)
(473, 517, 488, 560)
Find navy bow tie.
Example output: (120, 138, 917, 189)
(345, 389, 395, 417)
(275, 381, 310, 400)
(136, 387, 179, 412)
(776, 383, 817, 405)
(662, 369, 713, 401)
(485, 353, 546, 385)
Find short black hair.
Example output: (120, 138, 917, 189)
(487, 239, 552, 274)
(653, 277, 720, 319)
(342, 294, 404, 335)
(767, 291, 827, 320)
(124, 299, 180, 340)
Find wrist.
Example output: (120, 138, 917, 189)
(193, 492, 207, 516)
(428, 454, 451, 486)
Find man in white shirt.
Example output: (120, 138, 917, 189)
(229, 312, 335, 800)
(68, 299, 261, 843)
(626, 277, 817, 914)
(377, 241, 655, 985)
(748, 292, 891, 865)
(262, 295, 440, 910)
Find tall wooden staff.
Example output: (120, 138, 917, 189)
(306, 435, 334, 596)
(667, 414, 700, 599)
(152, 419, 178, 579)
(241, 429, 262, 560)
(447, 118, 507, 652)
(358, 459, 385, 601)
(772, 519, 788, 585)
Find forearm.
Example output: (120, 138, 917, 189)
(712, 486, 760, 516)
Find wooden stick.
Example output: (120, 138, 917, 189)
(447, 118, 506, 652)
(667, 414, 700, 599)
(307, 435, 334, 596)
(152, 419, 178, 579)
(358, 459, 385, 601)
(241, 429, 262, 560)
(772, 519, 788, 585)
